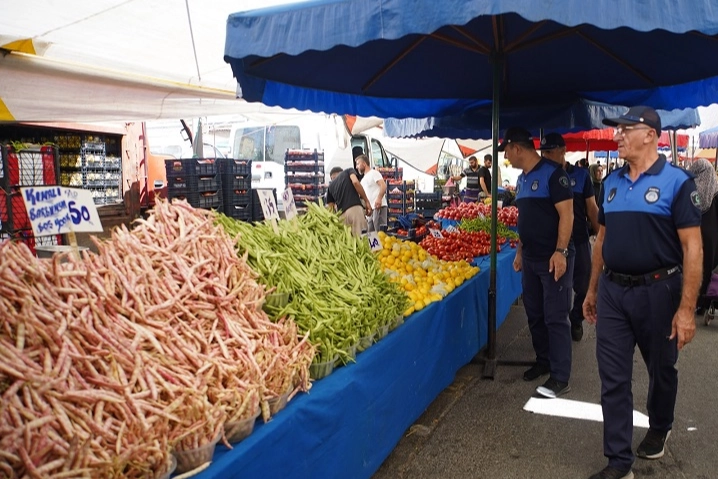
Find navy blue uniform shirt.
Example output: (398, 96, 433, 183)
(516, 158, 574, 261)
(599, 156, 701, 275)
(565, 163, 595, 244)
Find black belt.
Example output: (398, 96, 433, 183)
(604, 266, 681, 287)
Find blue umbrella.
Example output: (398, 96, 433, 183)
(225, 0, 718, 118)
(384, 101, 701, 139)
(699, 125, 718, 148)
(224, 0, 718, 376)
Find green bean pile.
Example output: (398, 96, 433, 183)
(217, 204, 408, 364)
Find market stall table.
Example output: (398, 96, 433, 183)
(195, 247, 521, 479)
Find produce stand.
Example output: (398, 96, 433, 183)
(195, 246, 521, 479)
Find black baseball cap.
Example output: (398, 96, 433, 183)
(538, 132, 566, 150)
(602, 106, 662, 135)
(497, 127, 533, 151)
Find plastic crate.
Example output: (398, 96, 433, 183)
(165, 158, 219, 177)
(284, 161, 325, 174)
(222, 158, 252, 176)
(198, 191, 222, 211)
(2, 145, 59, 187)
(289, 185, 326, 196)
(224, 189, 251, 207)
(166, 174, 196, 190)
(285, 173, 324, 184)
(225, 202, 252, 221)
(197, 174, 221, 193)
(284, 149, 324, 162)
(0, 189, 32, 231)
(224, 174, 251, 191)
(167, 187, 199, 205)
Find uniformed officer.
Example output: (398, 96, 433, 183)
(583, 106, 702, 479)
(501, 127, 575, 399)
(540, 133, 600, 342)
(451, 155, 482, 202)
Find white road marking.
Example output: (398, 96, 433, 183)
(523, 397, 650, 428)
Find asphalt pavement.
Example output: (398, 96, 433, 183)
(374, 302, 718, 479)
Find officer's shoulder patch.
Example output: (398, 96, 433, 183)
(691, 190, 701, 208)
(559, 176, 569, 188)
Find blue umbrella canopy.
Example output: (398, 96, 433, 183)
(224, 0, 718, 118)
(384, 102, 702, 139)
(699, 125, 718, 148)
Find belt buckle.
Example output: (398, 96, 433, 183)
(629, 276, 642, 287)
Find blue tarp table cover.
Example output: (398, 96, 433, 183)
(194, 247, 521, 479)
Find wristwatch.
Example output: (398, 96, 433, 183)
(555, 248, 569, 258)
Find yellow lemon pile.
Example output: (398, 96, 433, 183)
(376, 232, 479, 317)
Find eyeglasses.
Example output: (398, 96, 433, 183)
(615, 125, 652, 136)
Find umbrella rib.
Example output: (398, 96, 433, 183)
(503, 21, 548, 52)
(430, 32, 490, 54)
(505, 27, 580, 53)
(450, 26, 492, 54)
(361, 37, 426, 93)
(575, 31, 655, 85)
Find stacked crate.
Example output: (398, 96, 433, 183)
(165, 158, 222, 212)
(58, 140, 123, 206)
(386, 179, 415, 223)
(377, 166, 403, 181)
(0, 144, 62, 252)
(222, 159, 252, 221)
(415, 191, 442, 219)
(284, 149, 325, 214)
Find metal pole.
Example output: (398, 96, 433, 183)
(482, 56, 501, 379)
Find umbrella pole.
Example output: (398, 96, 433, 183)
(482, 58, 501, 379)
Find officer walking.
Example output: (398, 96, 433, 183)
(501, 127, 575, 399)
(540, 133, 600, 341)
(583, 106, 702, 479)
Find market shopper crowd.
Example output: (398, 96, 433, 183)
(504, 106, 711, 479)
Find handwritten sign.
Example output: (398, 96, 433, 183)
(445, 225, 458, 233)
(21, 186, 102, 237)
(256, 189, 279, 221)
(366, 231, 383, 252)
(429, 228, 444, 239)
(282, 187, 298, 221)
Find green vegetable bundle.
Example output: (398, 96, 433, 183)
(217, 204, 408, 364)
(459, 216, 519, 240)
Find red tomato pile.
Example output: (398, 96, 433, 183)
(497, 206, 518, 226)
(436, 202, 491, 221)
(419, 230, 507, 262)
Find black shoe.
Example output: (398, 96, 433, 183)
(571, 322, 584, 341)
(636, 428, 671, 459)
(522, 363, 550, 381)
(535, 377, 570, 398)
(588, 466, 634, 479)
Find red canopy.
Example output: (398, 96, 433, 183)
(531, 128, 689, 152)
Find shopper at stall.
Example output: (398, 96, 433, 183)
(583, 106, 702, 479)
(356, 155, 388, 232)
(688, 158, 718, 312)
(540, 133, 600, 342)
(326, 166, 373, 236)
(478, 154, 493, 197)
(589, 163, 605, 201)
(451, 155, 482, 202)
(500, 127, 574, 399)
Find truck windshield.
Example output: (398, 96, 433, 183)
(232, 125, 301, 164)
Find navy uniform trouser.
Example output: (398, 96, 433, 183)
(596, 273, 681, 471)
(522, 255, 574, 383)
(569, 241, 592, 325)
